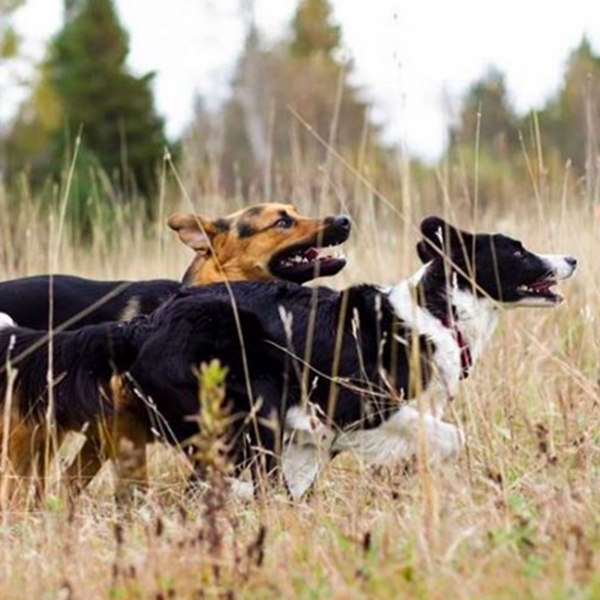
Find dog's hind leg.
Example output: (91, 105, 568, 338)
(0, 417, 44, 507)
(64, 418, 112, 499)
(67, 378, 149, 505)
(109, 375, 149, 505)
(30, 424, 65, 503)
(112, 409, 149, 506)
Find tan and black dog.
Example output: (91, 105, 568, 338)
(0, 203, 351, 500)
(0, 203, 351, 330)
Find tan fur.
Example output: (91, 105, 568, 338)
(169, 203, 337, 284)
(66, 375, 148, 501)
(0, 403, 67, 505)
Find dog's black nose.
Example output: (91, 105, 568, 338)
(566, 256, 577, 268)
(328, 215, 351, 233)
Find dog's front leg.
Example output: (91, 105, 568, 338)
(280, 405, 335, 500)
(242, 380, 287, 497)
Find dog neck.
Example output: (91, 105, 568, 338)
(387, 264, 499, 386)
(182, 252, 262, 286)
(448, 286, 499, 369)
(417, 263, 500, 368)
(182, 252, 209, 285)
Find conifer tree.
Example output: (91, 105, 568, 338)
(290, 0, 341, 59)
(194, 0, 384, 197)
(49, 0, 165, 198)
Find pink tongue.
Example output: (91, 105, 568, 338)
(531, 281, 551, 292)
(305, 247, 320, 261)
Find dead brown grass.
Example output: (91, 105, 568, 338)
(0, 167, 597, 599)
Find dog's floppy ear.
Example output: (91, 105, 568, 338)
(167, 213, 217, 253)
(419, 216, 472, 257)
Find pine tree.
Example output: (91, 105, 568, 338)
(290, 0, 341, 59)
(49, 0, 165, 199)
(448, 68, 521, 206)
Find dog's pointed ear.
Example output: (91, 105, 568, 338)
(167, 213, 217, 252)
(420, 216, 472, 255)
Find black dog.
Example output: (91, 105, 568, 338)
(0, 299, 259, 499)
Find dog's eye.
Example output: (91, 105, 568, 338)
(275, 217, 294, 229)
(513, 249, 524, 258)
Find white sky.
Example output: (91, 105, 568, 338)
(3, 0, 600, 160)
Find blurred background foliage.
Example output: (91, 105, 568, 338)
(0, 0, 599, 240)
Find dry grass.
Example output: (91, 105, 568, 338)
(0, 169, 598, 600)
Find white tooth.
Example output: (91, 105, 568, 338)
(318, 245, 343, 259)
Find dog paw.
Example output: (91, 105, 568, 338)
(426, 419, 464, 461)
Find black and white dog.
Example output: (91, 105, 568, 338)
(120, 216, 577, 498)
(0, 217, 577, 499)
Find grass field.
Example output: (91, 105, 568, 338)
(0, 171, 598, 600)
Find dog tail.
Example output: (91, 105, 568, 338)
(0, 320, 145, 433)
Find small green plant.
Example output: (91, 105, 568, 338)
(191, 359, 233, 482)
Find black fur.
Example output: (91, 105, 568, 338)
(213, 218, 230, 233)
(124, 281, 435, 468)
(237, 222, 257, 238)
(0, 275, 180, 330)
(244, 206, 264, 218)
(0, 278, 435, 470)
(0, 321, 146, 431)
(0, 298, 255, 439)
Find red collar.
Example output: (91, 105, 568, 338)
(441, 317, 472, 379)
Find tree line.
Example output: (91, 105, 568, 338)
(0, 0, 598, 235)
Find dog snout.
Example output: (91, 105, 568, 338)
(542, 254, 578, 280)
(325, 214, 352, 234)
(560, 255, 578, 279)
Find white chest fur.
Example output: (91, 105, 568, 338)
(450, 288, 499, 365)
(387, 274, 462, 403)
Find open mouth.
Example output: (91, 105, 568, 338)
(269, 228, 349, 283)
(517, 278, 562, 304)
